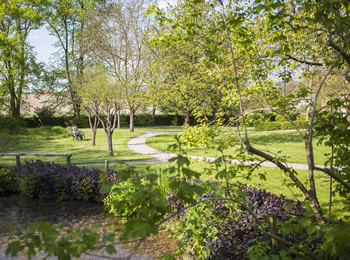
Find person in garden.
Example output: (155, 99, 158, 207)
(72, 126, 83, 141)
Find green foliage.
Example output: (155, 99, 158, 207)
(275, 114, 288, 122)
(25, 114, 91, 128)
(0, 168, 19, 194)
(104, 179, 142, 220)
(171, 201, 221, 259)
(19, 175, 36, 198)
(103, 167, 170, 240)
(0, 0, 46, 117)
(249, 213, 350, 259)
(34, 105, 55, 126)
(0, 116, 28, 129)
(254, 121, 309, 131)
(315, 96, 350, 203)
(181, 121, 237, 150)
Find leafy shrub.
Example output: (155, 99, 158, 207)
(254, 121, 308, 131)
(275, 114, 288, 122)
(12, 160, 114, 201)
(19, 175, 36, 198)
(104, 179, 142, 219)
(169, 186, 304, 259)
(103, 168, 169, 239)
(0, 168, 20, 194)
(135, 113, 154, 126)
(34, 105, 56, 126)
(24, 114, 90, 128)
(0, 116, 28, 129)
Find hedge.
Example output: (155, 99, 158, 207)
(0, 116, 28, 129)
(254, 120, 309, 131)
(1, 114, 200, 129)
(2, 160, 120, 201)
(20, 114, 187, 128)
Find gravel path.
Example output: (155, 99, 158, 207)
(76, 131, 321, 170)
(126, 132, 323, 170)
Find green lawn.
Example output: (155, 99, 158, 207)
(0, 127, 154, 167)
(146, 131, 331, 165)
(0, 125, 346, 219)
(87, 161, 347, 220)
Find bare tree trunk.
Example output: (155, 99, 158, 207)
(175, 114, 179, 125)
(91, 130, 96, 146)
(304, 137, 323, 214)
(130, 111, 135, 132)
(6, 59, 20, 117)
(152, 104, 156, 123)
(117, 109, 121, 129)
(88, 114, 99, 146)
(184, 112, 190, 126)
(107, 130, 113, 156)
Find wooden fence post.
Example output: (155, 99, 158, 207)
(66, 155, 71, 170)
(269, 216, 278, 247)
(16, 155, 21, 169)
(105, 160, 109, 173)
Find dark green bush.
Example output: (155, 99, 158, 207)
(0, 116, 28, 129)
(254, 121, 309, 131)
(19, 175, 36, 198)
(135, 113, 154, 126)
(34, 106, 56, 126)
(0, 168, 20, 194)
(12, 160, 119, 201)
(20, 113, 187, 128)
(24, 114, 90, 128)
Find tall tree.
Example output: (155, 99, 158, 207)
(0, 0, 45, 117)
(148, 0, 350, 223)
(45, 0, 97, 117)
(84, 0, 154, 132)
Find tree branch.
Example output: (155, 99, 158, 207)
(314, 166, 350, 191)
(285, 54, 323, 66)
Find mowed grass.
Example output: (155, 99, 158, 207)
(0, 127, 154, 167)
(1, 125, 346, 219)
(87, 161, 347, 220)
(146, 131, 331, 165)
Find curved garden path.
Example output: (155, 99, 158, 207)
(127, 132, 322, 170)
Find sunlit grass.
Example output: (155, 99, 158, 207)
(0, 128, 154, 167)
(1, 125, 346, 220)
(146, 131, 331, 165)
(88, 160, 347, 220)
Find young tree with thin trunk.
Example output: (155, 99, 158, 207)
(84, 0, 154, 132)
(78, 63, 119, 156)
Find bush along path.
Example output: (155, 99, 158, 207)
(127, 132, 323, 170)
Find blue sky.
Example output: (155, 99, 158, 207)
(28, 27, 56, 64)
(27, 0, 175, 64)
